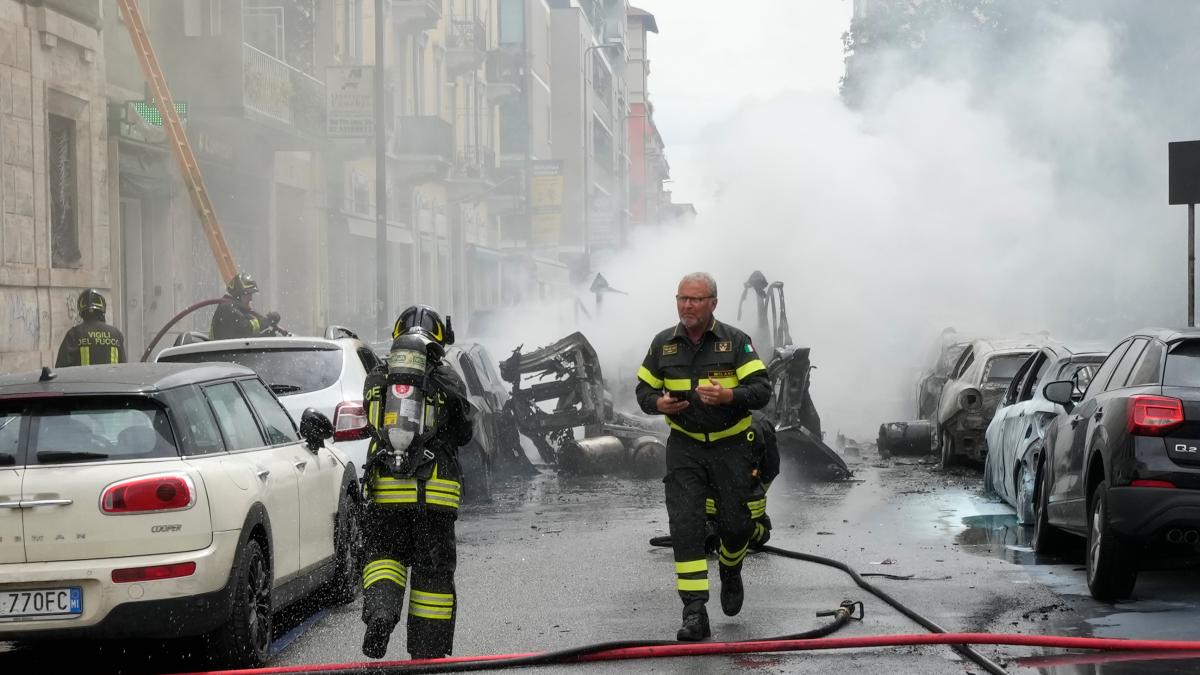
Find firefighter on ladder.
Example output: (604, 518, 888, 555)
(636, 272, 772, 641)
(360, 305, 474, 659)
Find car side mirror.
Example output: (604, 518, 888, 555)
(299, 408, 334, 451)
(1043, 380, 1076, 411)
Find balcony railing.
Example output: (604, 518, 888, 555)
(447, 17, 487, 72)
(453, 145, 496, 181)
(392, 117, 454, 159)
(486, 49, 523, 101)
(390, 0, 442, 31)
(242, 44, 325, 135)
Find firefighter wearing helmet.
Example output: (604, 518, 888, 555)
(209, 272, 283, 340)
(360, 304, 474, 660)
(55, 289, 127, 367)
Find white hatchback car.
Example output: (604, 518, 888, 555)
(155, 328, 377, 471)
(0, 363, 360, 667)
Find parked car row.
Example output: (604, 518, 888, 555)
(966, 328, 1200, 602)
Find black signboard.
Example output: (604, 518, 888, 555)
(1169, 140, 1200, 205)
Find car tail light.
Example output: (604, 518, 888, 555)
(1128, 395, 1185, 436)
(334, 401, 369, 442)
(101, 473, 195, 514)
(1131, 479, 1177, 488)
(112, 562, 196, 584)
(959, 388, 983, 411)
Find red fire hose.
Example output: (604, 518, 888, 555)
(174, 633, 1200, 675)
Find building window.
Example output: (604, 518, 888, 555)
(350, 170, 371, 215)
(48, 114, 81, 268)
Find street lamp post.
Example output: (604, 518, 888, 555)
(581, 42, 619, 275)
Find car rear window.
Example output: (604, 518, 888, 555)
(982, 354, 1030, 384)
(161, 348, 342, 395)
(1164, 341, 1200, 386)
(0, 396, 177, 466)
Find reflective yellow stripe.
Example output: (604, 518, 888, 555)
(677, 578, 709, 592)
(707, 376, 738, 388)
(410, 590, 454, 606)
(736, 359, 767, 380)
(363, 570, 406, 588)
(427, 478, 461, 495)
(409, 605, 454, 620)
(704, 498, 716, 516)
(80, 346, 91, 366)
(675, 559, 707, 575)
(372, 493, 419, 504)
(426, 495, 461, 509)
(374, 477, 419, 489)
(719, 542, 749, 567)
(110, 347, 118, 363)
(369, 401, 381, 427)
(663, 378, 691, 392)
(747, 497, 767, 519)
(364, 559, 404, 573)
(667, 416, 753, 444)
(638, 365, 665, 389)
(426, 492, 461, 503)
(710, 416, 753, 442)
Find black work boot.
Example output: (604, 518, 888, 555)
(676, 603, 711, 641)
(720, 567, 744, 617)
(362, 616, 393, 659)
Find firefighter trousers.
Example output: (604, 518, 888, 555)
(664, 430, 766, 607)
(361, 504, 457, 658)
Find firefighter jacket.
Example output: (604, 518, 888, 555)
(636, 319, 771, 443)
(210, 297, 262, 340)
(362, 364, 474, 512)
(55, 320, 127, 367)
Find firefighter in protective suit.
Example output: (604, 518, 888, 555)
(360, 305, 474, 660)
(56, 289, 127, 367)
(636, 272, 772, 641)
(209, 272, 282, 340)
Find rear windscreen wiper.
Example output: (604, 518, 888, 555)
(36, 451, 109, 463)
(269, 383, 302, 394)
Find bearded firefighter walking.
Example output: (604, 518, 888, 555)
(359, 305, 474, 659)
(635, 272, 772, 641)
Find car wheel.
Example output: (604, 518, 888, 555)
(939, 429, 956, 470)
(207, 538, 272, 667)
(1087, 481, 1138, 601)
(1015, 461, 1036, 526)
(1032, 462, 1070, 554)
(322, 488, 362, 606)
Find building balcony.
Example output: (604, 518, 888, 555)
(450, 145, 497, 187)
(486, 49, 524, 100)
(390, 0, 442, 32)
(241, 44, 325, 137)
(389, 116, 454, 180)
(447, 17, 487, 73)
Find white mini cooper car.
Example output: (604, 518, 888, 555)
(0, 362, 360, 667)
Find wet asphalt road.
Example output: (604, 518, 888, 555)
(6, 447, 1200, 674)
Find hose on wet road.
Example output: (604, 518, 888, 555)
(172, 539, 1200, 675)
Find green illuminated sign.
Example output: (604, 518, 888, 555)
(131, 101, 188, 126)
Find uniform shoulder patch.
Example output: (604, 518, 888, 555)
(744, 344, 753, 353)
(715, 341, 732, 353)
(662, 343, 679, 356)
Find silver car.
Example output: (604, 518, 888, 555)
(983, 343, 1103, 523)
(155, 327, 377, 472)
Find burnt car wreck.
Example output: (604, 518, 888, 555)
(500, 332, 667, 477)
(738, 271, 851, 481)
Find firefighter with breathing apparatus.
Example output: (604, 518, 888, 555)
(359, 305, 474, 660)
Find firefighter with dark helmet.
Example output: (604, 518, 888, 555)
(209, 272, 283, 340)
(55, 289, 127, 367)
(360, 304, 474, 660)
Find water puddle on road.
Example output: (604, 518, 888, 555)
(954, 513, 1075, 565)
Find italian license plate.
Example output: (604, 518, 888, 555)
(0, 587, 82, 620)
